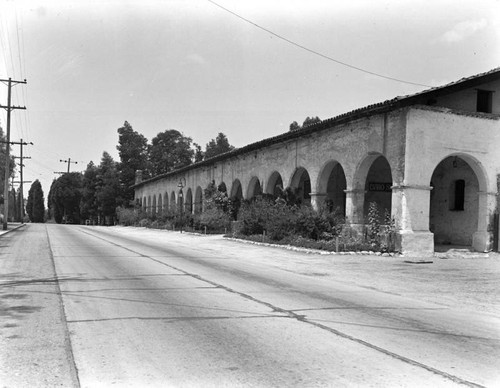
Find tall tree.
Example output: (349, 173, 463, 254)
(289, 121, 300, 132)
(288, 116, 321, 131)
(49, 172, 83, 224)
(116, 121, 149, 205)
(96, 152, 121, 224)
(47, 179, 57, 221)
(0, 125, 16, 217)
(26, 180, 45, 223)
(193, 143, 204, 163)
(80, 161, 99, 223)
(148, 129, 194, 176)
(302, 116, 321, 128)
(204, 132, 235, 160)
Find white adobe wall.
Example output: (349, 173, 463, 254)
(135, 112, 407, 213)
(403, 106, 500, 251)
(433, 79, 500, 114)
(134, 103, 499, 255)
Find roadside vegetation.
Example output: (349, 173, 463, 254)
(43, 122, 236, 226)
(42, 118, 312, 226)
(116, 181, 397, 254)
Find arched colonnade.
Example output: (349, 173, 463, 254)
(139, 150, 490, 254)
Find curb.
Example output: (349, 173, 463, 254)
(0, 223, 27, 236)
(223, 236, 403, 257)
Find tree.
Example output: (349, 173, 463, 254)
(116, 121, 149, 205)
(47, 179, 57, 221)
(80, 161, 99, 223)
(288, 116, 321, 131)
(193, 143, 204, 163)
(289, 121, 300, 131)
(0, 125, 16, 217)
(96, 152, 121, 224)
(148, 129, 194, 176)
(26, 180, 45, 223)
(204, 132, 235, 160)
(302, 116, 321, 128)
(49, 172, 83, 224)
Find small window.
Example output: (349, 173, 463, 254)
(477, 90, 493, 113)
(450, 179, 465, 211)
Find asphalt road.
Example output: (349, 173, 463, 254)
(1, 224, 499, 387)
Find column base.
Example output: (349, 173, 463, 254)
(472, 231, 492, 253)
(396, 230, 434, 257)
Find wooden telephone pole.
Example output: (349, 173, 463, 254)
(12, 139, 33, 222)
(60, 158, 78, 173)
(0, 77, 27, 230)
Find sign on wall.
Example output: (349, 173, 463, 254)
(368, 182, 392, 192)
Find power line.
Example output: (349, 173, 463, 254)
(14, 10, 23, 80)
(19, 13, 30, 143)
(207, 0, 433, 88)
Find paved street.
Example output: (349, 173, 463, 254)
(1, 224, 499, 387)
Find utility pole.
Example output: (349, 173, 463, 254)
(0, 77, 27, 230)
(13, 180, 32, 221)
(12, 139, 33, 222)
(60, 158, 78, 173)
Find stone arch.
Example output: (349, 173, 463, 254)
(265, 171, 284, 197)
(350, 154, 393, 223)
(157, 193, 163, 215)
(429, 154, 488, 249)
(164, 192, 169, 212)
(229, 179, 243, 220)
(185, 188, 193, 214)
(170, 191, 176, 211)
(152, 195, 157, 216)
(177, 189, 184, 211)
(317, 160, 347, 215)
(147, 196, 152, 214)
(194, 186, 203, 214)
(289, 167, 311, 205)
(230, 179, 243, 200)
(218, 181, 227, 193)
(142, 196, 147, 211)
(247, 176, 262, 199)
(363, 155, 393, 222)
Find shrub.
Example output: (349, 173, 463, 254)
(116, 206, 144, 226)
(236, 196, 344, 242)
(263, 201, 298, 240)
(197, 205, 232, 232)
(234, 196, 398, 252)
(138, 218, 151, 228)
(237, 196, 273, 236)
(367, 202, 380, 244)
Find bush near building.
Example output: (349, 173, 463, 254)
(118, 181, 397, 253)
(234, 196, 395, 253)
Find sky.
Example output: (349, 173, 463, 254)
(0, 0, 499, 198)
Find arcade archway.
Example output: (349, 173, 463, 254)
(430, 155, 485, 247)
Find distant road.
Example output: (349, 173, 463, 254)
(1, 224, 499, 387)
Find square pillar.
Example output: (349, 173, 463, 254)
(344, 189, 365, 225)
(309, 192, 327, 211)
(472, 191, 497, 252)
(391, 185, 434, 257)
